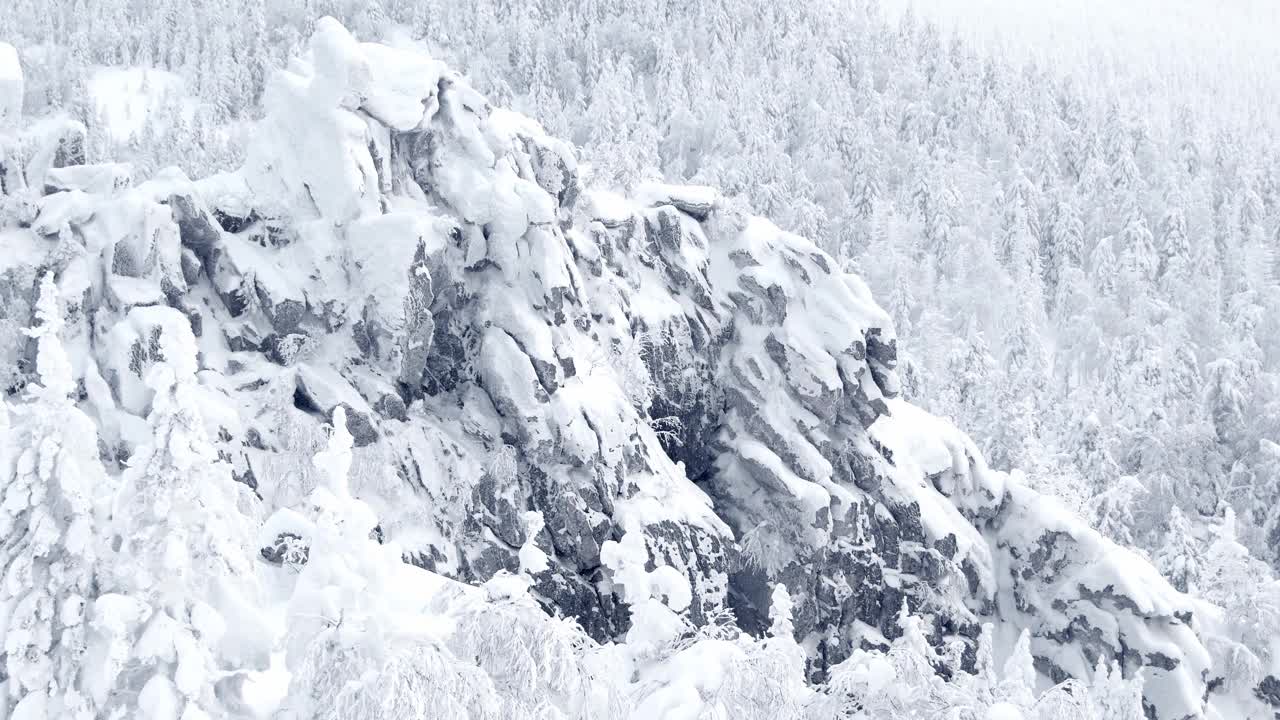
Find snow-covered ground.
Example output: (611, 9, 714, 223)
(89, 66, 192, 143)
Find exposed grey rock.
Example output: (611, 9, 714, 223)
(335, 403, 378, 447)
(935, 533, 958, 560)
(472, 472, 525, 549)
(639, 184, 717, 221)
(531, 568, 622, 642)
(255, 283, 306, 334)
(864, 328, 899, 397)
(111, 238, 143, 277)
(176, 303, 202, 337)
(179, 248, 202, 286)
(224, 324, 262, 354)
(1256, 675, 1280, 708)
(262, 333, 311, 366)
(421, 284, 476, 396)
(213, 208, 256, 234)
(523, 134, 579, 212)
(372, 393, 408, 421)
(530, 468, 604, 573)
(398, 241, 437, 387)
(645, 519, 733, 627)
(294, 367, 379, 447)
(469, 544, 519, 580)
(1146, 652, 1179, 671)
(260, 532, 307, 566)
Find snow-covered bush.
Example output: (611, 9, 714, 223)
(446, 573, 616, 719)
(487, 443, 518, 485)
(600, 529, 693, 661)
(289, 633, 499, 720)
(817, 611, 1145, 720)
(698, 585, 809, 719)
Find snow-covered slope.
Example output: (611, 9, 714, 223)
(0, 19, 1229, 718)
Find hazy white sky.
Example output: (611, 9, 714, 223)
(885, 0, 1279, 63)
(884, 0, 1280, 128)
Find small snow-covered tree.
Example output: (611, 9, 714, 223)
(888, 601, 940, 693)
(1088, 659, 1144, 720)
(277, 407, 505, 720)
(702, 584, 809, 719)
(996, 629, 1038, 712)
(825, 600, 968, 718)
(515, 510, 550, 576)
(1197, 508, 1280, 692)
(821, 644, 898, 719)
(0, 273, 107, 719)
(610, 330, 657, 415)
(1200, 508, 1249, 606)
(1044, 197, 1084, 308)
(1203, 358, 1249, 458)
(487, 443, 518, 486)
(446, 570, 614, 719)
(768, 584, 795, 640)
(1155, 506, 1202, 593)
(1091, 236, 1120, 299)
(943, 317, 997, 432)
(600, 529, 692, 661)
(1034, 679, 1093, 720)
(968, 623, 999, 707)
(91, 310, 263, 719)
(1091, 475, 1147, 546)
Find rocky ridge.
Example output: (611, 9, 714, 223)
(0, 22, 1222, 718)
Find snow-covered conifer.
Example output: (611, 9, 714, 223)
(278, 407, 506, 720)
(1089, 659, 1144, 720)
(0, 273, 106, 719)
(91, 308, 262, 719)
(1155, 506, 1202, 593)
(768, 584, 795, 640)
(997, 629, 1038, 711)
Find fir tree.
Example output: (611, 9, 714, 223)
(93, 309, 261, 719)
(0, 274, 106, 720)
(278, 407, 511, 720)
(1156, 506, 1202, 593)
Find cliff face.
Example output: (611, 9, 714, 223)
(0, 21, 1213, 718)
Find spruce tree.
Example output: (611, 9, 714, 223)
(1156, 506, 1202, 593)
(1, 274, 106, 719)
(93, 309, 260, 719)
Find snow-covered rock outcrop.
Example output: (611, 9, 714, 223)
(0, 20, 1219, 718)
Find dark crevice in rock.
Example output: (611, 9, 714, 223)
(291, 384, 322, 416)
